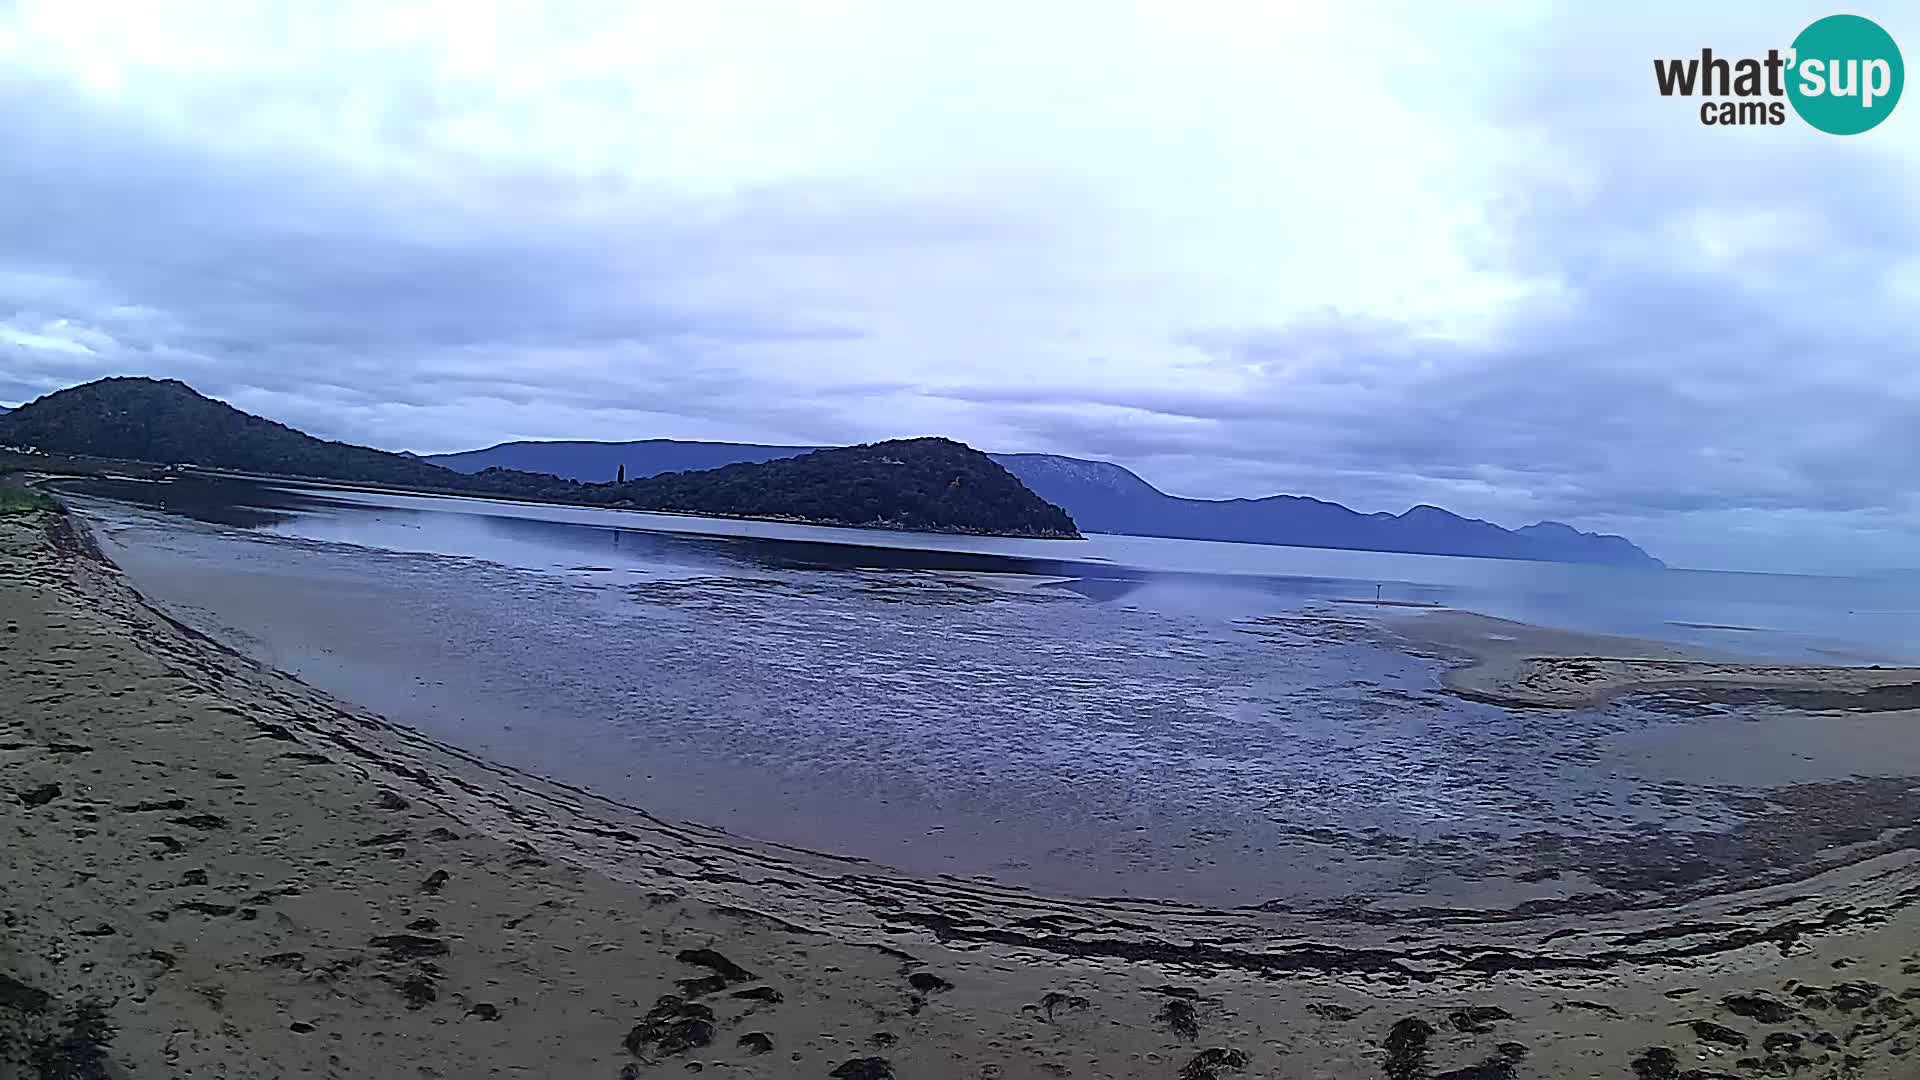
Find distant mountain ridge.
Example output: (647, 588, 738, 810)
(429, 439, 813, 478)
(0, 378, 1078, 538)
(429, 439, 1662, 567)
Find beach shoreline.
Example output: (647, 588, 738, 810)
(1396, 608, 1920, 711)
(6, 507, 1920, 1077)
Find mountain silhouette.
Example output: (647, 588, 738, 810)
(0, 378, 1077, 539)
(430, 439, 1661, 566)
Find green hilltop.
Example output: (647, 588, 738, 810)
(0, 377, 1081, 539)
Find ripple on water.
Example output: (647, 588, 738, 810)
(80, 502, 1895, 910)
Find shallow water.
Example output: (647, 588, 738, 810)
(57, 476, 1920, 908)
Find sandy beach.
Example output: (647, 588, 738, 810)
(6, 506, 1920, 1079)
(1411, 611, 1920, 713)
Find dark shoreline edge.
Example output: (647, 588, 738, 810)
(46, 507, 898, 876)
(10, 452, 1086, 540)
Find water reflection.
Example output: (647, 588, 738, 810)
(51, 472, 1920, 661)
(53, 476, 305, 530)
(64, 476, 1920, 907)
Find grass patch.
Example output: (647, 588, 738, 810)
(0, 487, 56, 516)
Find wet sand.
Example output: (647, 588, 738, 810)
(6, 508, 1920, 1078)
(79, 491, 1920, 918)
(1409, 610, 1920, 711)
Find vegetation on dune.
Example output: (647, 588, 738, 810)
(0, 979, 118, 1080)
(0, 378, 1080, 538)
(0, 487, 57, 515)
(30, 997, 117, 1080)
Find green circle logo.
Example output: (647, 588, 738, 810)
(1787, 14, 1904, 134)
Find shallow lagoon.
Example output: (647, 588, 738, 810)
(60, 476, 1920, 908)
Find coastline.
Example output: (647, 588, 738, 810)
(6, 509, 1920, 1077)
(1398, 609, 1920, 710)
(9, 456, 1087, 541)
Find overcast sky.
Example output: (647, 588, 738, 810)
(2, 3, 1916, 573)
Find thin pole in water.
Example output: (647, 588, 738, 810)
(1376, 583, 1382, 600)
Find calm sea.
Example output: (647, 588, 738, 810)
(52, 475, 1920, 908)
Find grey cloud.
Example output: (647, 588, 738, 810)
(931, 184, 1919, 570)
(4, 5, 1918, 574)
(0, 70, 941, 448)
(3, 79, 862, 356)
(919, 15, 1920, 570)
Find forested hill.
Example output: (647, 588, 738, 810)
(0, 378, 1080, 539)
(585, 438, 1079, 538)
(430, 437, 1663, 567)
(0, 378, 462, 488)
